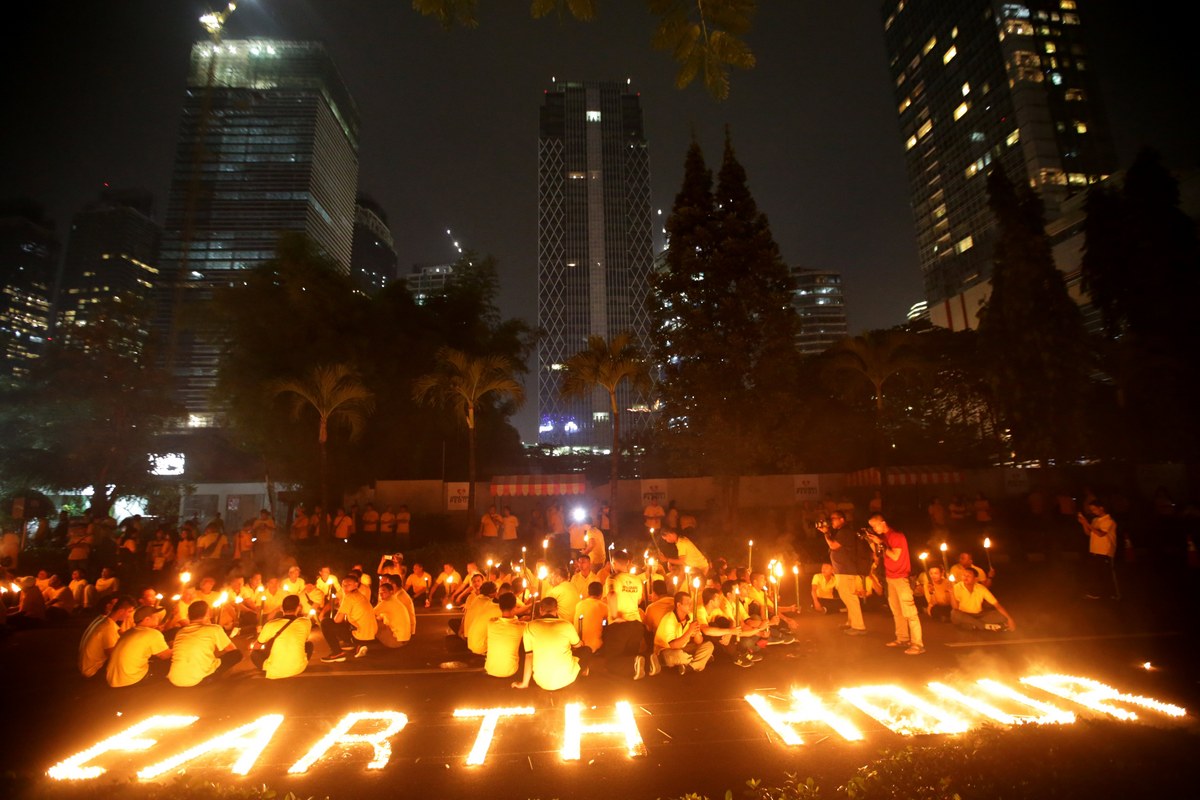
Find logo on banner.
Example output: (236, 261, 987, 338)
(446, 483, 470, 512)
(794, 474, 820, 501)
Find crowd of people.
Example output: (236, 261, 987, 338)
(0, 489, 1130, 693)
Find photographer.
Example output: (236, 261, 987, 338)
(818, 511, 868, 635)
(865, 513, 924, 655)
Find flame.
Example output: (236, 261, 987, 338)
(745, 689, 864, 745)
(976, 679, 1076, 724)
(838, 685, 970, 735)
(137, 715, 284, 779)
(48, 716, 198, 781)
(288, 712, 408, 774)
(180, 572, 191, 585)
(453, 707, 534, 765)
(1020, 674, 1187, 720)
(561, 702, 645, 761)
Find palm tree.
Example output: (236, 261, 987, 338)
(560, 332, 652, 540)
(272, 363, 375, 513)
(826, 330, 924, 484)
(412, 347, 525, 532)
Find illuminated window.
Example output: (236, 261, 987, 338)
(954, 102, 969, 120)
(1060, 0, 1076, 8)
(1064, 88, 1086, 101)
(586, 110, 601, 122)
(1006, 129, 1020, 146)
(896, 72, 906, 87)
(923, 36, 938, 55)
(1044, 42, 1056, 54)
(962, 81, 970, 95)
(567, 171, 586, 179)
(943, 45, 957, 64)
(917, 119, 932, 139)
(906, 135, 918, 151)
(898, 97, 911, 114)
(1050, 72, 1063, 85)
(951, 26, 959, 38)
(1068, 173, 1088, 186)
(1074, 121, 1087, 134)
(970, 131, 985, 142)
(1063, 12, 1079, 24)
(933, 203, 947, 219)
(955, 236, 974, 254)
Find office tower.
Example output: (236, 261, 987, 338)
(882, 0, 1116, 324)
(790, 266, 849, 356)
(159, 39, 360, 420)
(351, 194, 397, 294)
(59, 188, 161, 349)
(0, 204, 57, 377)
(537, 80, 654, 450)
(405, 262, 455, 306)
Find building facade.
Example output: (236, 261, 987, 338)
(882, 0, 1116, 315)
(0, 208, 57, 378)
(351, 194, 397, 294)
(58, 188, 161, 349)
(536, 80, 654, 450)
(159, 39, 360, 419)
(405, 262, 455, 306)
(790, 266, 849, 356)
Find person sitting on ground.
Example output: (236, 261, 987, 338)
(94, 567, 120, 602)
(698, 587, 759, 668)
(405, 563, 431, 604)
(374, 581, 413, 649)
(511, 597, 587, 691)
(451, 564, 482, 607)
(106, 606, 171, 687)
(575, 581, 606, 654)
(643, 580, 674, 635)
(428, 563, 461, 608)
(654, 592, 714, 675)
(79, 596, 135, 678)
(253, 595, 314, 679)
(950, 568, 1016, 632)
(950, 551, 994, 587)
(8, 577, 47, 629)
(465, 582, 502, 656)
(918, 565, 953, 622)
(483, 592, 526, 679)
(382, 575, 416, 638)
(545, 567, 581, 623)
(281, 566, 305, 597)
(321, 574, 378, 662)
(570, 555, 599, 597)
(69, 569, 94, 611)
(811, 563, 843, 614)
(44, 575, 77, 620)
(377, 552, 405, 584)
(168, 600, 240, 687)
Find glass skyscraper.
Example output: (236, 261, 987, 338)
(536, 80, 654, 450)
(790, 266, 849, 356)
(881, 0, 1115, 317)
(159, 39, 360, 419)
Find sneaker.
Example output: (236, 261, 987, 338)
(633, 655, 647, 681)
(648, 653, 662, 677)
(904, 645, 925, 656)
(885, 640, 906, 648)
(734, 654, 753, 668)
(354, 645, 368, 658)
(321, 653, 346, 663)
(341, 645, 356, 651)
(747, 651, 764, 662)
(843, 628, 868, 636)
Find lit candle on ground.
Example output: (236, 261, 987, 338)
(939, 542, 949, 572)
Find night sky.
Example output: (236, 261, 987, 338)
(2, 1, 1194, 437)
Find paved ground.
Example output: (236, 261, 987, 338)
(3, 557, 1197, 799)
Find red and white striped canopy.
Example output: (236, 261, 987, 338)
(490, 474, 588, 497)
(845, 466, 964, 487)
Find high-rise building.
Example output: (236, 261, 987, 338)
(59, 188, 161, 347)
(0, 204, 57, 378)
(536, 80, 654, 450)
(405, 262, 455, 306)
(351, 194, 397, 294)
(790, 266, 849, 356)
(881, 0, 1116, 322)
(159, 39, 360, 419)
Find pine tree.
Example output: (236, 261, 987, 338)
(977, 167, 1092, 463)
(651, 132, 799, 487)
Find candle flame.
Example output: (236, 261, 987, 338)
(180, 572, 192, 584)
(984, 537, 992, 549)
(939, 543, 947, 552)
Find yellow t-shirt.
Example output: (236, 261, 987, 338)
(256, 617, 313, 679)
(395, 588, 417, 634)
(339, 591, 378, 641)
(576, 596, 607, 652)
(654, 611, 692, 653)
(606, 572, 643, 622)
(460, 594, 492, 640)
(644, 597, 674, 633)
(484, 617, 526, 678)
(79, 616, 120, 677)
(582, 528, 606, 566)
(522, 618, 581, 691)
(953, 582, 998, 615)
(675, 537, 710, 571)
(467, 602, 502, 655)
(950, 564, 987, 584)
(571, 571, 602, 598)
(375, 596, 413, 645)
(107, 627, 169, 687)
(547, 581, 581, 623)
(811, 573, 837, 600)
(168, 623, 232, 687)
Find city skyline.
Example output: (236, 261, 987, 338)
(2, 1, 1194, 437)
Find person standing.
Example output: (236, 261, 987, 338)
(1078, 499, 1118, 599)
(867, 513, 923, 655)
(819, 511, 867, 634)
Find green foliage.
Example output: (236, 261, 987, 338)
(0, 297, 179, 513)
(2, 774, 326, 800)
(651, 134, 800, 484)
(412, 0, 758, 100)
(977, 167, 1093, 463)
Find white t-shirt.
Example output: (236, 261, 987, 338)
(168, 623, 232, 687)
(79, 616, 120, 677)
(257, 617, 313, 679)
(107, 627, 169, 687)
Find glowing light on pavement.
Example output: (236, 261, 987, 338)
(48, 716, 198, 781)
(976, 679, 1076, 724)
(287, 712, 408, 774)
(837, 685, 969, 736)
(137, 715, 284, 779)
(561, 702, 645, 761)
(453, 707, 535, 765)
(1020, 674, 1187, 720)
(745, 689, 864, 745)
